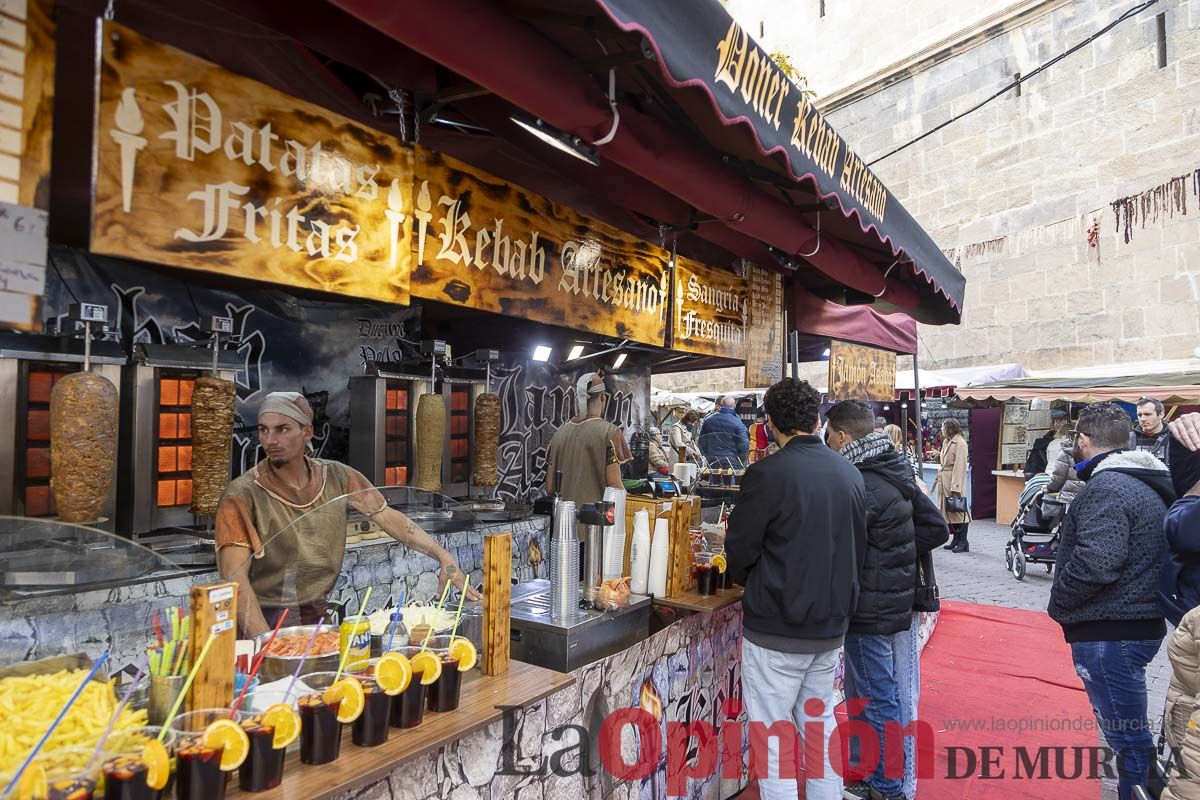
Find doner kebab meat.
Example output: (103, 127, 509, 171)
(416, 393, 445, 492)
(190, 376, 236, 515)
(471, 392, 500, 487)
(50, 371, 118, 523)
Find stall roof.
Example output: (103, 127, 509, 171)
(325, 0, 965, 324)
(894, 362, 1028, 398)
(957, 359, 1200, 405)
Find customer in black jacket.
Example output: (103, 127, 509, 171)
(826, 400, 916, 800)
(1049, 402, 1173, 800)
(727, 379, 866, 800)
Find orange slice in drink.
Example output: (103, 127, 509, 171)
(375, 652, 413, 696)
(710, 554, 727, 574)
(142, 739, 170, 790)
(325, 677, 365, 723)
(16, 762, 46, 800)
(263, 703, 301, 749)
(448, 638, 477, 672)
(204, 718, 250, 772)
(410, 650, 443, 685)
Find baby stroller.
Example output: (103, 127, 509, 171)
(1004, 486, 1067, 581)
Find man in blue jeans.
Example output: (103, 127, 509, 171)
(827, 401, 946, 800)
(1049, 402, 1174, 800)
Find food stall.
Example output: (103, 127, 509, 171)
(0, 0, 969, 797)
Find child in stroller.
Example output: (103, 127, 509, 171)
(1006, 487, 1066, 580)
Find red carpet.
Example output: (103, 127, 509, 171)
(740, 600, 1100, 799)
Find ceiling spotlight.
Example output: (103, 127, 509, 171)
(884, 405, 890, 410)
(567, 345, 585, 361)
(612, 353, 627, 369)
(822, 348, 831, 357)
(532, 345, 552, 362)
(510, 114, 600, 166)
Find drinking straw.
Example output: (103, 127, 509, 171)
(282, 614, 327, 703)
(170, 639, 188, 676)
(446, 584, 472, 643)
(87, 657, 148, 770)
(419, 580, 454, 652)
(152, 610, 164, 647)
(229, 610, 289, 717)
(333, 586, 373, 681)
(385, 589, 407, 653)
(2, 651, 110, 798)
(156, 633, 218, 741)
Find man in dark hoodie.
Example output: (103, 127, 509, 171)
(827, 401, 949, 800)
(727, 379, 867, 800)
(1160, 411, 1200, 625)
(1049, 402, 1174, 800)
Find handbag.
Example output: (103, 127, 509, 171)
(944, 494, 968, 514)
(914, 557, 940, 611)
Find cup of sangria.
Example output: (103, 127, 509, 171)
(346, 655, 414, 747)
(694, 552, 718, 596)
(170, 708, 247, 800)
(15, 744, 107, 800)
(296, 671, 356, 765)
(99, 726, 175, 800)
(419, 635, 477, 713)
(233, 699, 300, 793)
(386, 645, 433, 728)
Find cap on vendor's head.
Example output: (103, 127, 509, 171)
(575, 371, 606, 407)
(1051, 408, 1069, 420)
(258, 391, 314, 426)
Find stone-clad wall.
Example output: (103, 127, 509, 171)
(0, 517, 549, 671)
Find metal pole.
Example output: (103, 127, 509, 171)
(789, 330, 800, 380)
(913, 351, 924, 473)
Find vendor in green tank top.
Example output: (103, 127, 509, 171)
(545, 371, 630, 507)
(215, 391, 478, 637)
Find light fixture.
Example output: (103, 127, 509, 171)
(532, 345, 552, 362)
(567, 345, 585, 361)
(612, 353, 627, 369)
(510, 114, 600, 166)
(822, 348, 831, 357)
(884, 404, 890, 410)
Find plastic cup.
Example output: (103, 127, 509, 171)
(694, 553, 717, 596)
(169, 709, 232, 800)
(384, 645, 429, 728)
(100, 726, 176, 800)
(36, 745, 106, 800)
(422, 636, 463, 713)
(234, 708, 286, 793)
(296, 671, 345, 765)
(346, 660, 392, 747)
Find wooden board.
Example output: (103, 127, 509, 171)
(667, 496, 699, 597)
(481, 532, 511, 676)
(225, 660, 574, 800)
(187, 582, 237, 711)
(653, 585, 743, 614)
(744, 264, 784, 388)
(19, 0, 54, 213)
(411, 147, 669, 346)
(827, 340, 898, 402)
(671, 257, 748, 359)
(92, 23, 413, 305)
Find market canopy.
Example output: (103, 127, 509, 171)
(958, 361, 1200, 405)
(322, 0, 965, 324)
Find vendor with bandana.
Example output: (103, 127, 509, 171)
(544, 371, 631, 507)
(216, 391, 478, 637)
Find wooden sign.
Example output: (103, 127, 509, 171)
(411, 148, 668, 346)
(671, 257, 747, 358)
(0, 202, 47, 332)
(744, 264, 784, 388)
(827, 340, 897, 402)
(92, 23, 413, 305)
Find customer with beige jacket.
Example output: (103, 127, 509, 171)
(936, 418, 971, 553)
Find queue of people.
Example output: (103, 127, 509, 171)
(725, 379, 950, 800)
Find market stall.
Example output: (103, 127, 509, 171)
(1, 0, 969, 796)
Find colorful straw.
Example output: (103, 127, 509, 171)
(156, 634, 218, 741)
(385, 589, 407, 653)
(228, 610, 289, 717)
(2, 651, 111, 798)
(334, 587, 373, 681)
(420, 581, 454, 652)
(282, 614, 327, 703)
(447, 584, 472, 643)
(87, 658, 148, 771)
(152, 611, 164, 647)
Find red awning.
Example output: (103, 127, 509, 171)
(792, 285, 917, 355)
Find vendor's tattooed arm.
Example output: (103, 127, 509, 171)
(376, 507, 480, 600)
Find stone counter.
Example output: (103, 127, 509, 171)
(0, 516, 549, 670)
(328, 606, 941, 800)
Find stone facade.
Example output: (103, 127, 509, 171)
(727, 0, 1200, 374)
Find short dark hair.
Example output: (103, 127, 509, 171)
(682, 410, 699, 424)
(1137, 397, 1165, 416)
(942, 418, 963, 437)
(1076, 402, 1132, 450)
(763, 379, 820, 435)
(827, 400, 876, 440)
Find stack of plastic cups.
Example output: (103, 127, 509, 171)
(629, 510, 652, 595)
(549, 500, 579, 620)
(601, 487, 627, 582)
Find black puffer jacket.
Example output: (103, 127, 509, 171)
(851, 450, 919, 635)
